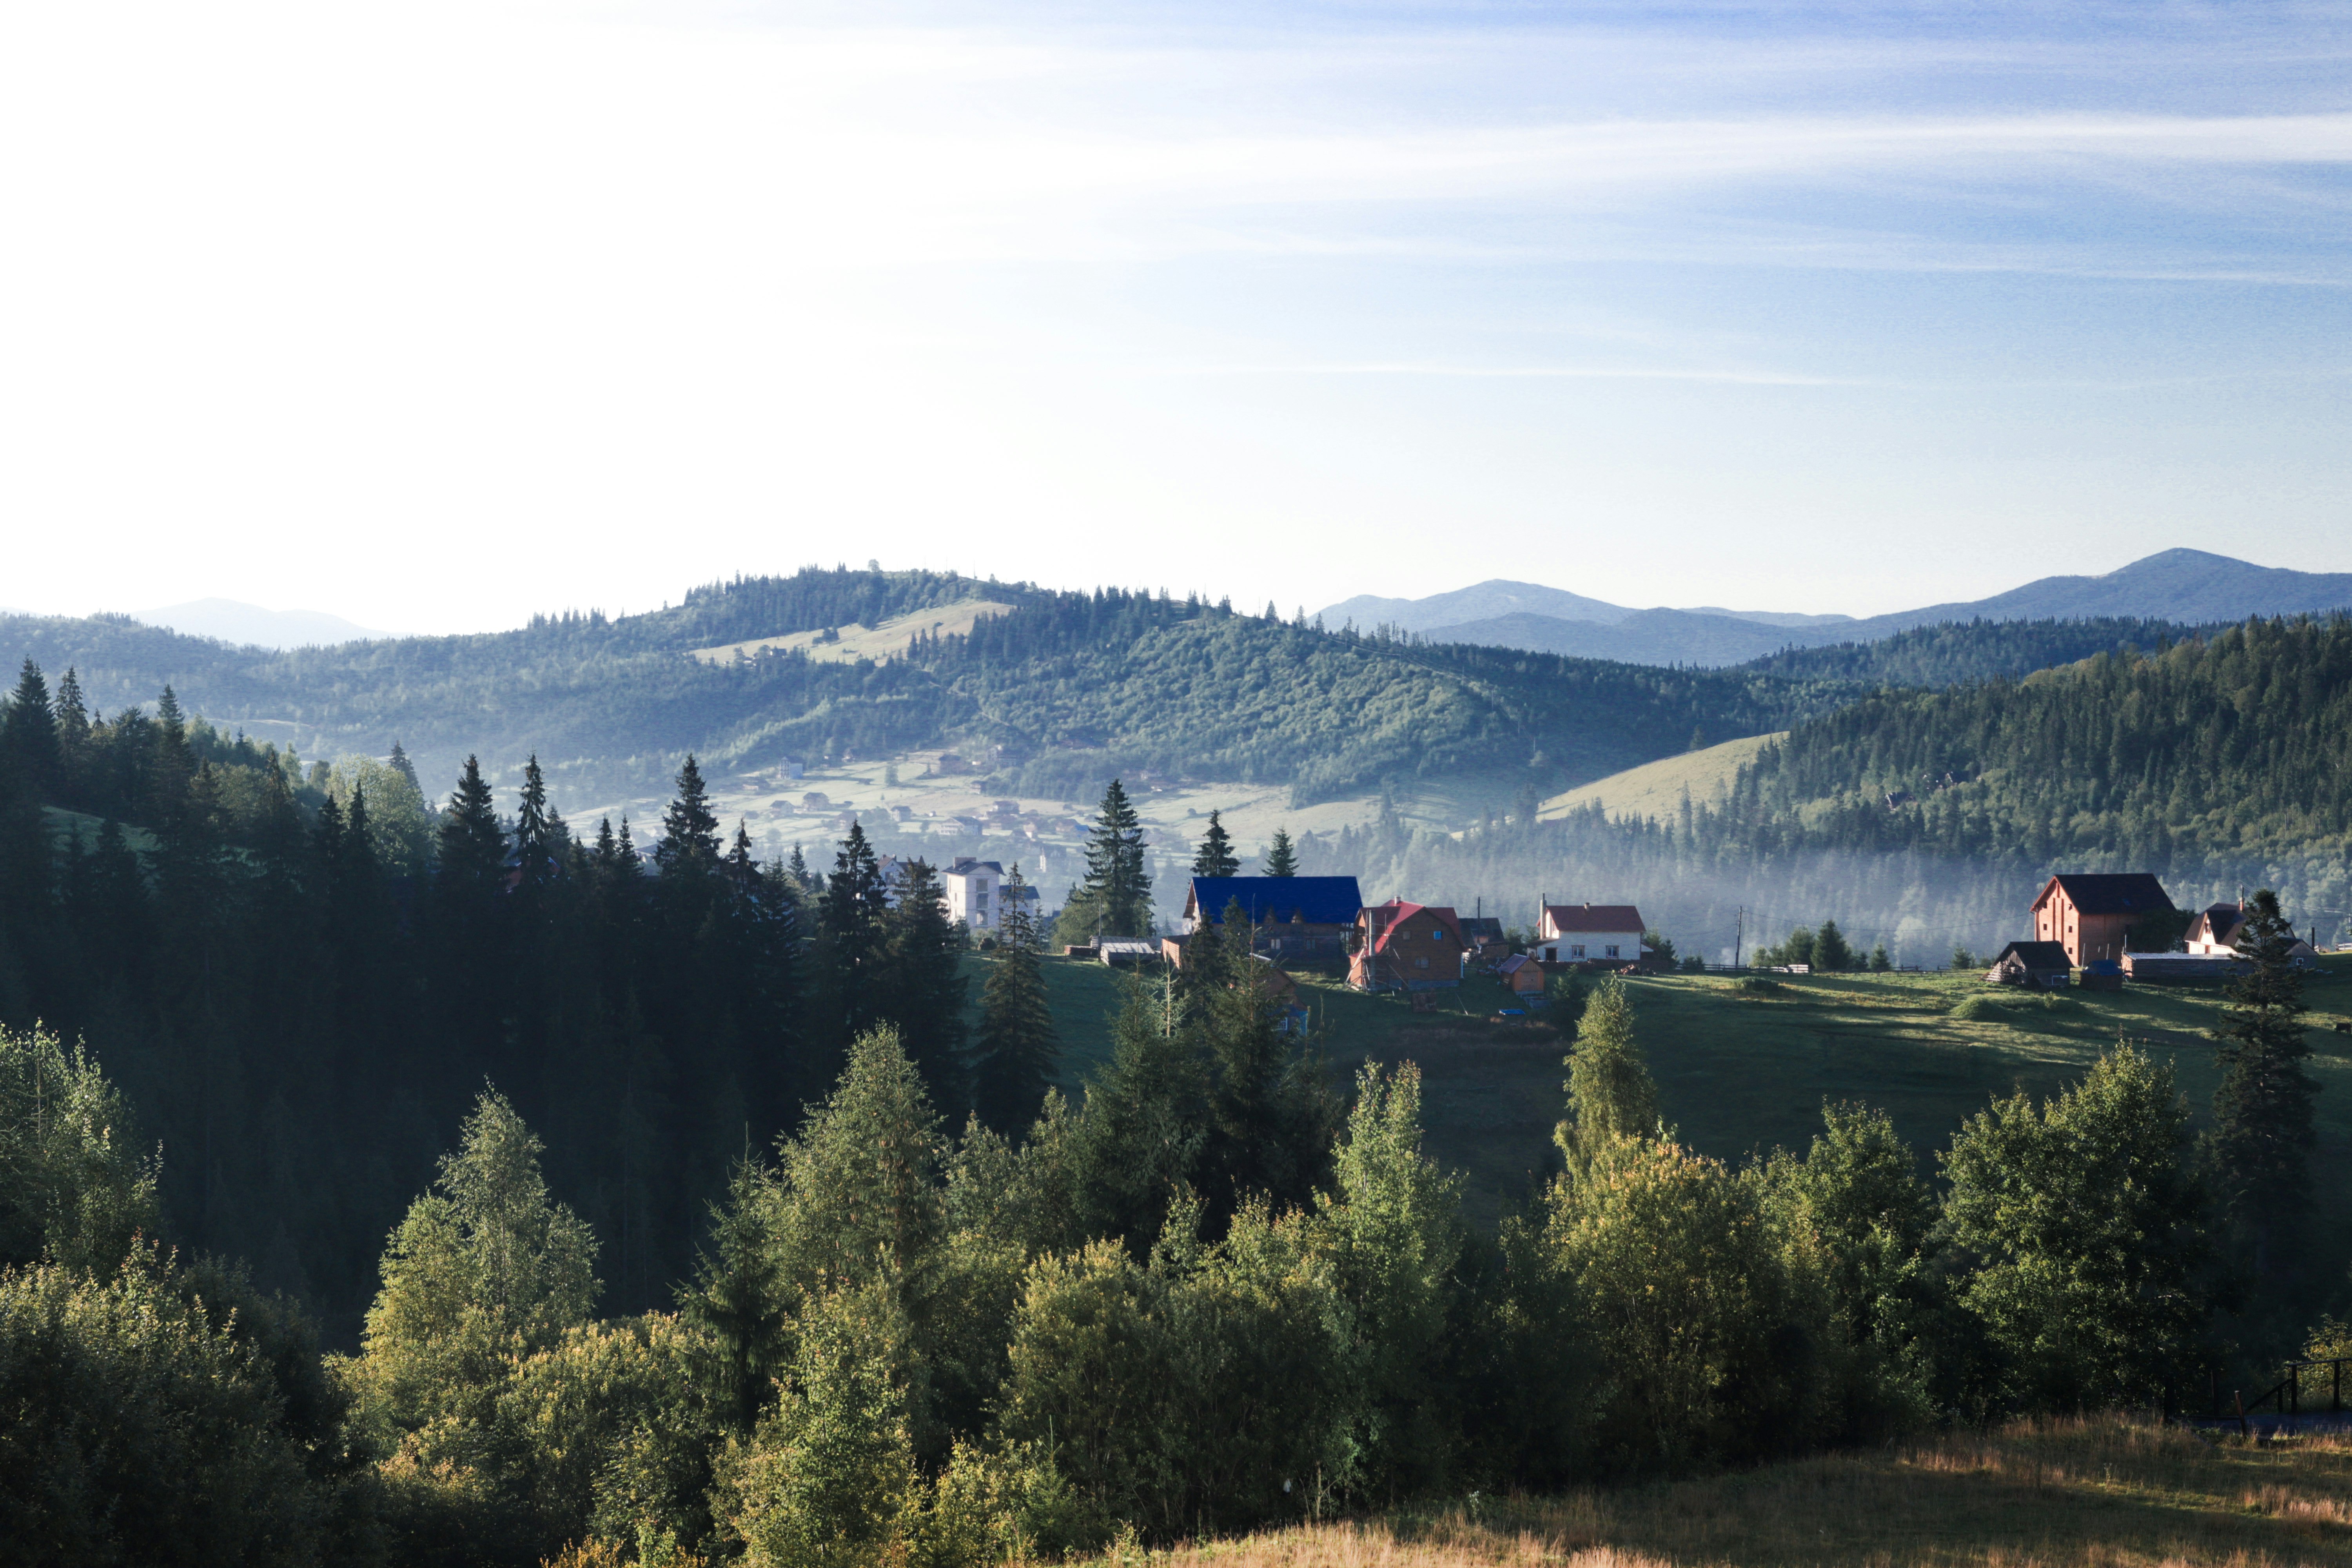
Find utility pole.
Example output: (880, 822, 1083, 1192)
(1735, 906, 1745, 971)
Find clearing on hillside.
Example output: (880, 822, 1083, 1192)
(689, 599, 1018, 666)
(1539, 730, 1781, 824)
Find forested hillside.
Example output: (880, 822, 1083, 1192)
(0, 568, 1862, 809)
(1735, 617, 2209, 689)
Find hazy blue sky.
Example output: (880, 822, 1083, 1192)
(3, 1, 2348, 633)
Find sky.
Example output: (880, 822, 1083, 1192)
(2, 0, 2349, 635)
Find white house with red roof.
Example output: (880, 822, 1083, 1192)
(1349, 899, 1467, 992)
(1536, 902, 1645, 968)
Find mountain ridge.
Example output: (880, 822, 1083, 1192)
(1335, 550, 2352, 668)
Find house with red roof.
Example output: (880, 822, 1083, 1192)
(1535, 902, 1646, 969)
(1349, 899, 1467, 993)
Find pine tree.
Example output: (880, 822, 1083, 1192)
(1189, 810, 1239, 879)
(1077, 779, 1151, 938)
(972, 864, 1060, 1132)
(656, 755, 721, 875)
(1262, 826, 1299, 878)
(2207, 888, 2318, 1272)
(1813, 919, 1853, 972)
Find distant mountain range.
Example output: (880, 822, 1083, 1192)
(1318, 550, 2352, 667)
(131, 598, 394, 649)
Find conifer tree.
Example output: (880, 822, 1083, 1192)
(1560, 975, 1659, 1159)
(2, 659, 58, 798)
(514, 754, 563, 893)
(1189, 811, 1239, 879)
(972, 864, 1059, 1132)
(827, 824, 890, 1036)
(1813, 919, 1853, 972)
(1261, 826, 1299, 878)
(1077, 779, 1151, 938)
(386, 739, 419, 794)
(2207, 889, 2318, 1272)
(52, 667, 90, 787)
(878, 858, 969, 1109)
(657, 754, 721, 875)
(435, 755, 507, 900)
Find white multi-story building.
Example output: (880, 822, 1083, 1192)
(943, 858, 1004, 933)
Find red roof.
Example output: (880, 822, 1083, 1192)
(1360, 899, 1466, 955)
(1543, 903, 1644, 933)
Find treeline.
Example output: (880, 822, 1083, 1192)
(0, 657, 1043, 1330)
(6, 938, 2318, 1565)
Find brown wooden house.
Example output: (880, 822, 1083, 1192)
(1349, 900, 1466, 993)
(2030, 873, 2175, 967)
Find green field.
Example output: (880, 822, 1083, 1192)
(970, 952, 2352, 1236)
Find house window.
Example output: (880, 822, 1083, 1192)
(1416, 957, 1429, 969)
(1570, 945, 1586, 958)
(1543, 947, 1557, 962)
(1605, 944, 1619, 958)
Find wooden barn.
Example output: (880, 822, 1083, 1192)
(2030, 873, 2176, 967)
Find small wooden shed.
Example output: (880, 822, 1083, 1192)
(1496, 953, 1547, 998)
(1987, 940, 2073, 988)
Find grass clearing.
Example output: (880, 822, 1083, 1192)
(1126, 1416, 2352, 1568)
(1538, 734, 1783, 826)
(688, 599, 1019, 666)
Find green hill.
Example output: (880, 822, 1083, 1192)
(0, 568, 1861, 813)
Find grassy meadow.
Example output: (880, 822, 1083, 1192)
(969, 953, 2352, 1236)
(1126, 1417, 2352, 1568)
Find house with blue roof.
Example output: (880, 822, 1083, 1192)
(1182, 875, 1363, 964)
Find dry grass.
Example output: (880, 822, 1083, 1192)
(1106, 1417, 2352, 1568)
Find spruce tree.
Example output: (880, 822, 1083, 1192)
(827, 823, 889, 1035)
(514, 754, 564, 893)
(878, 858, 969, 1110)
(434, 756, 507, 902)
(2207, 889, 2318, 1272)
(387, 739, 420, 794)
(972, 864, 1060, 1132)
(1077, 779, 1151, 938)
(1560, 975, 1660, 1157)
(1189, 810, 1240, 879)
(1262, 826, 1299, 878)
(1, 659, 58, 799)
(53, 667, 90, 779)
(1813, 919, 1853, 972)
(656, 754, 721, 875)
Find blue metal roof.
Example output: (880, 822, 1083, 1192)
(1187, 876, 1363, 926)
